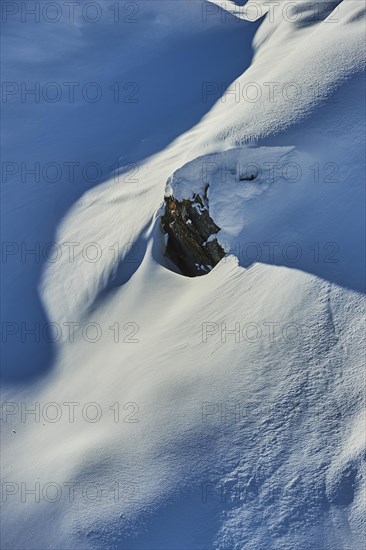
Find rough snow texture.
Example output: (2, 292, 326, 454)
(1, 1, 365, 549)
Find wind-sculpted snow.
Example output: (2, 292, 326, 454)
(1, 0, 257, 381)
(1, 1, 365, 549)
(198, 0, 365, 147)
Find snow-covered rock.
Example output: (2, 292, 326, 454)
(161, 188, 225, 276)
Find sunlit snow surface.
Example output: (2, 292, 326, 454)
(1, 1, 365, 549)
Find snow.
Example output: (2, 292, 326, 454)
(1, 1, 365, 549)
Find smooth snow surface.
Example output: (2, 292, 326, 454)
(1, 1, 365, 549)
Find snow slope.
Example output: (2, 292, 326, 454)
(1, 1, 365, 549)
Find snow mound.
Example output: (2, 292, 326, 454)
(1, 1, 365, 549)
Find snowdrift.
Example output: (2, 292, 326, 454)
(1, 1, 365, 549)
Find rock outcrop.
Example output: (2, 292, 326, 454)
(161, 185, 225, 277)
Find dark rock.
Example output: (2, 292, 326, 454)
(161, 185, 225, 277)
